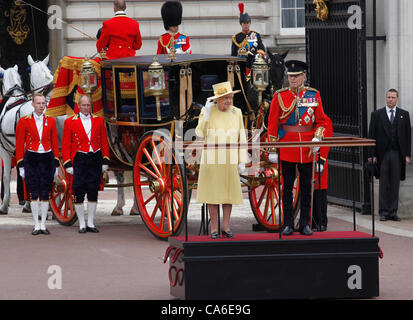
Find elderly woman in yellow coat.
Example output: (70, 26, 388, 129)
(195, 81, 247, 239)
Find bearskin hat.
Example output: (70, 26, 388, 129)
(161, 1, 183, 31)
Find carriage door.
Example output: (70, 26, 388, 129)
(306, 0, 370, 213)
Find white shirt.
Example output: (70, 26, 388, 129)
(79, 112, 94, 152)
(33, 112, 49, 153)
(386, 105, 397, 121)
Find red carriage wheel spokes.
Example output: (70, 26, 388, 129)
(249, 175, 283, 231)
(49, 161, 77, 226)
(134, 131, 188, 240)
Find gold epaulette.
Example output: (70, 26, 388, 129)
(304, 86, 319, 93)
(72, 114, 79, 120)
(91, 114, 98, 118)
(25, 113, 33, 119)
(275, 87, 289, 94)
(232, 33, 242, 47)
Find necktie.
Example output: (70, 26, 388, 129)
(390, 109, 394, 124)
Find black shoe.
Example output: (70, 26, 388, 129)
(19, 201, 25, 206)
(282, 226, 294, 236)
(78, 228, 87, 233)
(40, 229, 50, 235)
(300, 225, 313, 236)
(379, 215, 387, 221)
(222, 230, 234, 238)
(32, 229, 41, 235)
(86, 226, 99, 233)
(320, 225, 327, 232)
(388, 215, 401, 221)
(211, 231, 219, 239)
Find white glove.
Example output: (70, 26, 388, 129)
(312, 137, 321, 154)
(316, 163, 324, 174)
(204, 97, 215, 120)
(54, 168, 59, 178)
(268, 153, 278, 164)
(66, 167, 74, 175)
(102, 164, 109, 172)
(238, 163, 247, 175)
(19, 167, 25, 179)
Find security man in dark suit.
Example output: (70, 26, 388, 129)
(368, 88, 411, 221)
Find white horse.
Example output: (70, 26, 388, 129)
(0, 63, 35, 214)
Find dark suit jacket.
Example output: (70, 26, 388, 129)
(368, 107, 411, 180)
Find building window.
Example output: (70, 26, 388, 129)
(280, 0, 305, 35)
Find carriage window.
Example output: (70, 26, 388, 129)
(103, 69, 114, 115)
(280, 0, 305, 35)
(141, 71, 170, 119)
(114, 67, 138, 122)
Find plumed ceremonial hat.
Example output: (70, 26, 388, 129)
(161, 1, 183, 31)
(285, 60, 308, 75)
(238, 3, 251, 24)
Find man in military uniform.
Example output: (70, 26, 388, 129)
(231, 3, 265, 75)
(62, 95, 110, 233)
(16, 93, 60, 235)
(157, 1, 192, 55)
(267, 60, 328, 236)
(96, 0, 142, 59)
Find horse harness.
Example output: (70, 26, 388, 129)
(0, 96, 30, 156)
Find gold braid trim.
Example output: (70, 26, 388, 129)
(278, 93, 297, 120)
(314, 127, 325, 140)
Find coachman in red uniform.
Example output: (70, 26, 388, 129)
(16, 93, 59, 235)
(62, 95, 110, 233)
(267, 60, 328, 236)
(96, 0, 142, 60)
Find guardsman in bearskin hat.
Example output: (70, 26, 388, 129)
(267, 60, 328, 236)
(96, 0, 142, 59)
(62, 95, 110, 233)
(157, 1, 192, 54)
(231, 3, 266, 74)
(16, 93, 60, 235)
(312, 115, 332, 231)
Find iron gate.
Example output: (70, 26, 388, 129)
(305, 0, 370, 212)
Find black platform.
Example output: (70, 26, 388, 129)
(165, 231, 380, 300)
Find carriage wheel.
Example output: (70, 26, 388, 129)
(49, 161, 77, 226)
(248, 132, 300, 231)
(134, 130, 188, 240)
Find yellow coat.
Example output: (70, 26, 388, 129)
(195, 105, 247, 204)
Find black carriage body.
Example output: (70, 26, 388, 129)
(99, 54, 246, 168)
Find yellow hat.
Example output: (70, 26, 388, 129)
(210, 81, 240, 100)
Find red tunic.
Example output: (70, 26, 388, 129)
(314, 115, 333, 190)
(96, 14, 142, 60)
(61, 114, 110, 167)
(157, 32, 192, 54)
(15, 114, 59, 167)
(267, 87, 328, 163)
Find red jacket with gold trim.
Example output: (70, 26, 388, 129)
(267, 86, 328, 163)
(96, 14, 142, 60)
(157, 32, 192, 54)
(15, 114, 59, 167)
(62, 114, 110, 168)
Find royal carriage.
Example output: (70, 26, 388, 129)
(49, 53, 300, 240)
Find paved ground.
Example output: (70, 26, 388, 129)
(1, 176, 413, 300)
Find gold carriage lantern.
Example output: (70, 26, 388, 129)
(251, 55, 269, 106)
(148, 57, 165, 121)
(79, 57, 98, 95)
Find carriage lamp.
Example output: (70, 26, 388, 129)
(80, 57, 98, 95)
(148, 57, 165, 121)
(251, 55, 269, 106)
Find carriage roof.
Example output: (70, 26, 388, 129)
(100, 54, 246, 68)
